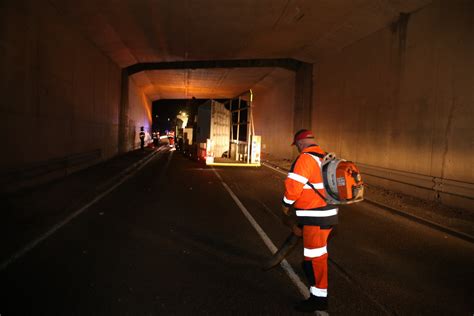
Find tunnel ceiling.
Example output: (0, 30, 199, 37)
(52, 0, 431, 99)
(131, 68, 276, 100)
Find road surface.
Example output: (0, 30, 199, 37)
(1, 148, 473, 315)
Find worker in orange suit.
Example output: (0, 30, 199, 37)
(168, 130, 175, 147)
(139, 126, 146, 150)
(281, 129, 338, 313)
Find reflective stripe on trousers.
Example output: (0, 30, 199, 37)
(304, 245, 327, 258)
(296, 208, 338, 217)
(310, 286, 328, 297)
(302, 226, 332, 298)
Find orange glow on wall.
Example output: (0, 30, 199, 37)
(140, 91, 152, 122)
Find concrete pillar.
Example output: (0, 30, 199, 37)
(293, 62, 313, 132)
(118, 69, 129, 153)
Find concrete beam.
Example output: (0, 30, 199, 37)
(125, 59, 303, 75)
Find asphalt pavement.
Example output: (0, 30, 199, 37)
(1, 147, 473, 315)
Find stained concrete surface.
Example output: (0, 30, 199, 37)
(312, 0, 474, 210)
(2, 0, 471, 215)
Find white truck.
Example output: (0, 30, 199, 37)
(195, 100, 230, 161)
(195, 97, 261, 166)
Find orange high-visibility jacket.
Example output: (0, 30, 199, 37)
(282, 145, 338, 226)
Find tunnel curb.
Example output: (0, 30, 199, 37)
(261, 162, 474, 244)
(363, 199, 474, 243)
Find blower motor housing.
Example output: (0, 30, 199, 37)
(321, 155, 364, 204)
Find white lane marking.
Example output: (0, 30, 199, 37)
(263, 162, 288, 176)
(212, 169, 309, 299)
(0, 150, 163, 272)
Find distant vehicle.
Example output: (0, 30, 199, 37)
(160, 135, 169, 145)
(195, 100, 230, 162)
(194, 97, 261, 166)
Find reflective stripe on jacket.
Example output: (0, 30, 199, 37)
(282, 145, 338, 226)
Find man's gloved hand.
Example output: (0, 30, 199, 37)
(291, 224, 302, 237)
(281, 206, 302, 237)
(281, 212, 295, 228)
(281, 206, 294, 226)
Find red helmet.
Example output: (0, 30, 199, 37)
(291, 129, 315, 145)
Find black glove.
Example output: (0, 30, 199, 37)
(281, 212, 296, 228)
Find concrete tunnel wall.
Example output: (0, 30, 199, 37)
(1, 0, 471, 211)
(312, 0, 473, 210)
(0, 0, 151, 187)
(128, 77, 153, 151)
(251, 68, 296, 160)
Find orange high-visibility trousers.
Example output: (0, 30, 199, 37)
(302, 225, 332, 299)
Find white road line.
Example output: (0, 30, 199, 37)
(0, 150, 162, 272)
(212, 169, 309, 299)
(262, 162, 288, 176)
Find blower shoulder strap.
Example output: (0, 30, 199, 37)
(304, 151, 326, 159)
(303, 151, 328, 201)
(306, 180, 327, 201)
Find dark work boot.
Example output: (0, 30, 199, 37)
(294, 295, 328, 313)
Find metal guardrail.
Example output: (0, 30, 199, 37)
(262, 161, 474, 243)
(357, 163, 474, 200)
(0, 149, 102, 192)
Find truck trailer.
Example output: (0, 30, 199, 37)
(194, 94, 261, 167)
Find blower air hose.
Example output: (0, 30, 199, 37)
(262, 233, 300, 271)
